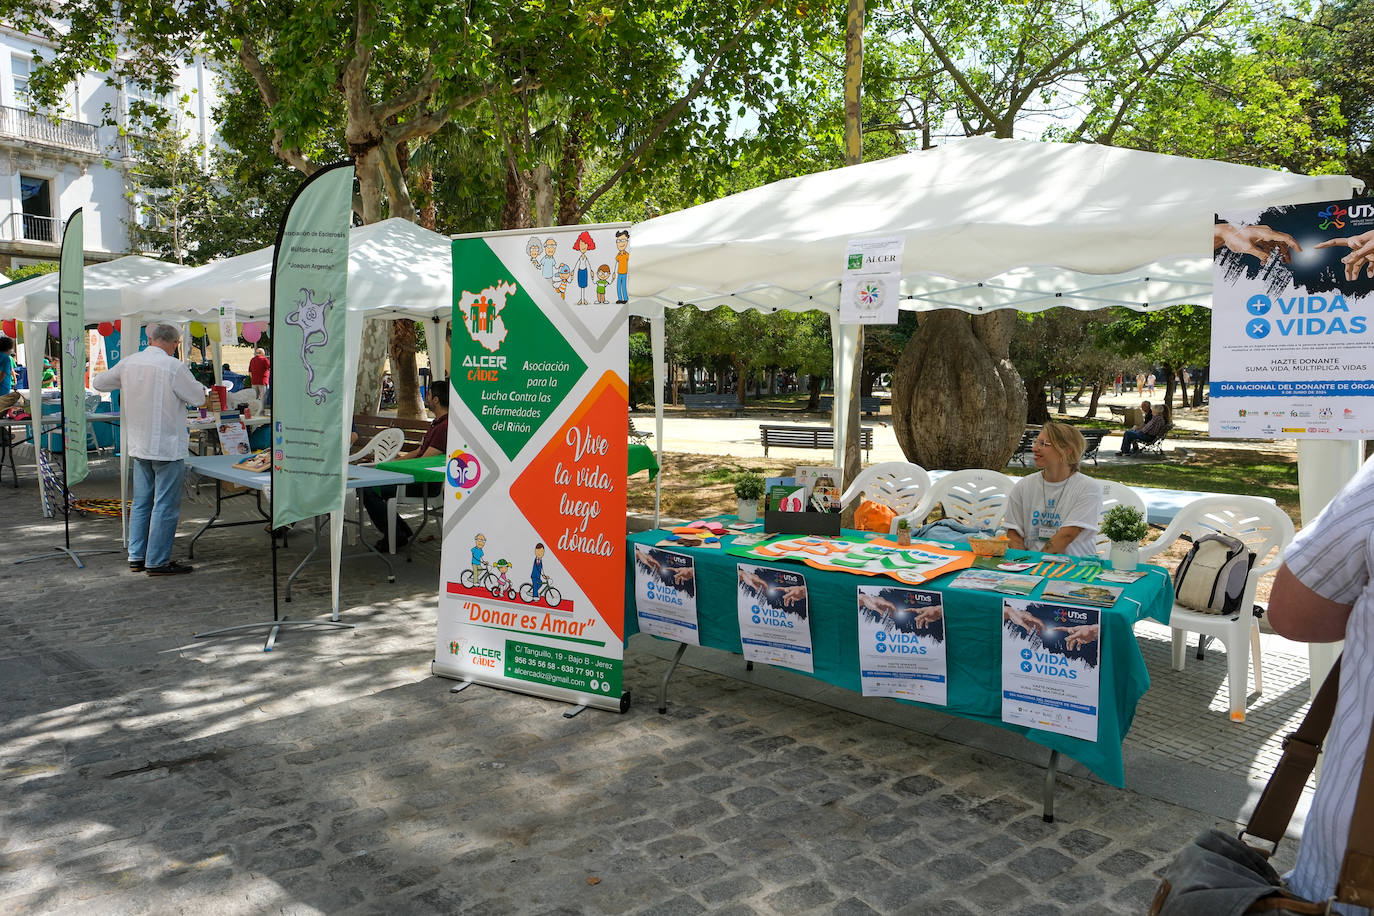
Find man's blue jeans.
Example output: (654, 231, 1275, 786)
(130, 458, 186, 568)
(1120, 429, 1156, 454)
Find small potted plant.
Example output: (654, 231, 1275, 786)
(1099, 504, 1149, 571)
(734, 473, 765, 523)
(895, 517, 912, 546)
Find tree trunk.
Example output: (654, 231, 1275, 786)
(389, 320, 425, 419)
(1024, 375, 1051, 425)
(1158, 361, 1179, 420)
(892, 310, 1025, 469)
(840, 0, 865, 528)
(532, 163, 555, 227)
(353, 318, 390, 416)
(734, 358, 749, 406)
(1086, 382, 1102, 418)
(806, 374, 823, 411)
(1192, 378, 1204, 407)
(502, 156, 531, 230)
(556, 118, 586, 227)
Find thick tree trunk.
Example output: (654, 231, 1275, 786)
(892, 310, 1026, 469)
(1024, 375, 1051, 425)
(532, 163, 555, 227)
(389, 320, 425, 419)
(1086, 382, 1102, 418)
(556, 119, 586, 227)
(806, 375, 823, 411)
(502, 157, 531, 230)
(353, 318, 390, 416)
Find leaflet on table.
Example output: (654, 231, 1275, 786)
(736, 562, 813, 672)
(795, 465, 842, 513)
(766, 477, 804, 512)
(1211, 199, 1374, 440)
(216, 420, 251, 456)
(1039, 580, 1123, 608)
(948, 569, 1042, 596)
(1001, 599, 1101, 742)
(856, 585, 947, 704)
(633, 545, 699, 644)
(727, 534, 973, 584)
(1096, 568, 1148, 584)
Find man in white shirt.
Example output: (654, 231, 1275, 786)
(93, 323, 208, 576)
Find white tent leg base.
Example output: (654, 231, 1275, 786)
(193, 619, 356, 652)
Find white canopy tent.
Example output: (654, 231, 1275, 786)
(0, 256, 189, 522)
(628, 136, 1363, 483)
(127, 218, 458, 619)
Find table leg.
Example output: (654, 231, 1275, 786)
(1043, 749, 1060, 823)
(188, 479, 224, 559)
(658, 642, 688, 714)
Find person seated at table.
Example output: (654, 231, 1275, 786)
(1004, 421, 1103, 557)
(361, 383, 448, 553)
(220, 363, 246, 392)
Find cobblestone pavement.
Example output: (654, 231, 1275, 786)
(0, 458, 1312, 915)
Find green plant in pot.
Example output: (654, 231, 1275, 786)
(1099, 504, 1148, 571)
(896, 516, 911, 545)
(734, 473, 766, 523)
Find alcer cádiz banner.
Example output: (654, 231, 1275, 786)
(1212, 198, 1374, 439)
(435, 224, 631, 712)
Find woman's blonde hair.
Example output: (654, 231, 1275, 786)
(1040, 421, 1086, 472)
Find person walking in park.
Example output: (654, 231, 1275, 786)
(248, 348, 270, 402)
(92, 322, 209, 576)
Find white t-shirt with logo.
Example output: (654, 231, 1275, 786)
(1004, 471, 1103, 557)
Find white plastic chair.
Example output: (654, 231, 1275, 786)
(905, 469, 1014, 533)
(839, 461, 932, 535)
(349, 428, 404, 464)
(1093, 480, 1149, 560)
(1138, 495, 1295, 722)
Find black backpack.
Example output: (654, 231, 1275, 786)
(1172, 533, 1255, 615)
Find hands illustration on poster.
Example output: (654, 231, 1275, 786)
(1214, 222, 1302, 265)
(1315, 230, 1374, 282)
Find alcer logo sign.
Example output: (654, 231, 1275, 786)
(1244, 293, 1367, 340)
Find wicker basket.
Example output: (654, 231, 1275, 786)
(968, 536, 1010, 557)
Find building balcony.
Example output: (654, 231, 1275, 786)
(0, 105, 99, 155)
(1, 212, 59, 246)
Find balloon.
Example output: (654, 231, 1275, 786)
(114, 320, 121, 331)
(48, 322, 59, 337)
(1, 319, 15, 337)
(97, 322, 114, 336)
(204, 321, 220, 343)
(189, 321, 206, 337)
(242, 322, 263, 343)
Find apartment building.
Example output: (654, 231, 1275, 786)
(0, 27, 219, 272)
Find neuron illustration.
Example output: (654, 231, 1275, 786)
(286, 288, 334, 405)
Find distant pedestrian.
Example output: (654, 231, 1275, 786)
(248, 348, 270, 402)
(1135, 372, 1145, 394)
(1146, 372, 1156, 395)
(1113, 372, 1123, 396)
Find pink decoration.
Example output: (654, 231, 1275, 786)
(242, 322, 263, 343)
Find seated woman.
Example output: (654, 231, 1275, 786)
(1003, 421, 1103, 557)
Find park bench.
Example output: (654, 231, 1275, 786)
(1080, 428, 1106, 467)
(353, 414, 432, 455)
(817, 395, 884, 416)
(1010, 428, 1038, 466)
(760, 424, 872, 460)
(1108, 404, 1127, 417)
(629, 418, 653, 444)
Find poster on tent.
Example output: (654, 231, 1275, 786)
(1211, 200, 1374, 440)
(435, 223, 630, 713)
(269, 160, 354, 528)
(1000, 599, 1100, 742)
(839, 235, 904, 325)
(59, 209, 88, 485)
(856, 585, 947, 703)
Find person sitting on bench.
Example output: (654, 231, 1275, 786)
(362, 384, 448, 552)
(1118, 403, 1167, 456)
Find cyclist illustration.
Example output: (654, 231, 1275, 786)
(491, 558, 516, 600)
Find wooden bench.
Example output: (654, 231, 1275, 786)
(1108, 405, 1127, 417)
(1010, 428, 1038, 466)
(354, 414, 432, 455)
(817, 395, 884, 416)
(760, 424, 872, 460)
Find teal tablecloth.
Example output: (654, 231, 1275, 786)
(624, 525, 1173, 787)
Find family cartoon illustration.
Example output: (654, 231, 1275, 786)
(524, 230, 629, 304)
(463, 532, 562, 607)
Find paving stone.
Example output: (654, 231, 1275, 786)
(764, 880, 836, 914)
(1008, 846, 1076, 880)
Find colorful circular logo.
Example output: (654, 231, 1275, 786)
(447, 450, 482, 489)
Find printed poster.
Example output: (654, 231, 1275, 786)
(633, 545, 699, 644)
(58, 209, 87, 485)
(840, 235, 905, 325)
(736, 562, 814, 672)
(1000, 599, 1101, 742)
(269, 161, 353, 527)
(856, 585, 947, 704)
(218, 300, 237, 346)
(1211, 199, 1374, 439)
(436, 224, 631, 712)
(216, 419, 251, 456)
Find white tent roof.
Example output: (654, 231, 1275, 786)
(135, 217, 454, 321)
(0, 256, 185, 323)
(628, 137, 1363, 314)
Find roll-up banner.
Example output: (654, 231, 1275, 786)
(436, 225, 631, 712)
(1211, 199, 1374, 438)
(269, 161, 354, 528)
(59, 209, 87, 485)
